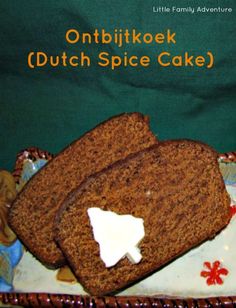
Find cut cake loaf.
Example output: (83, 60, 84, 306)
(55, 140, 230, 295)
(8, 113, 158, 268)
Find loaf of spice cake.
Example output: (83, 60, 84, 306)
(8, 113, 158, 268)
(55, 140, 230, 295)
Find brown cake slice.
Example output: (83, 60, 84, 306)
(55, 140, 230, 295)
(8, 113, 158, 268)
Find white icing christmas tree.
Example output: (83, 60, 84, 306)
(87, 207, 145, 267)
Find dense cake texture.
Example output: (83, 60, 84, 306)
(55, 140, 230, 295)
(8, 113, 157, 268)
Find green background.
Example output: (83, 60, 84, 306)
(0, 0, 235, 171)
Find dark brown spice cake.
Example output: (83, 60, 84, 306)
(8, 113, 158, 268)
(55, 140, 230, 295)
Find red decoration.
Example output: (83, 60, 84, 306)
(230, 205, 236, 218)
(200, 261, 228, 285)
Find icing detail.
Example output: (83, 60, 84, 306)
(87, 207, 145, 267)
